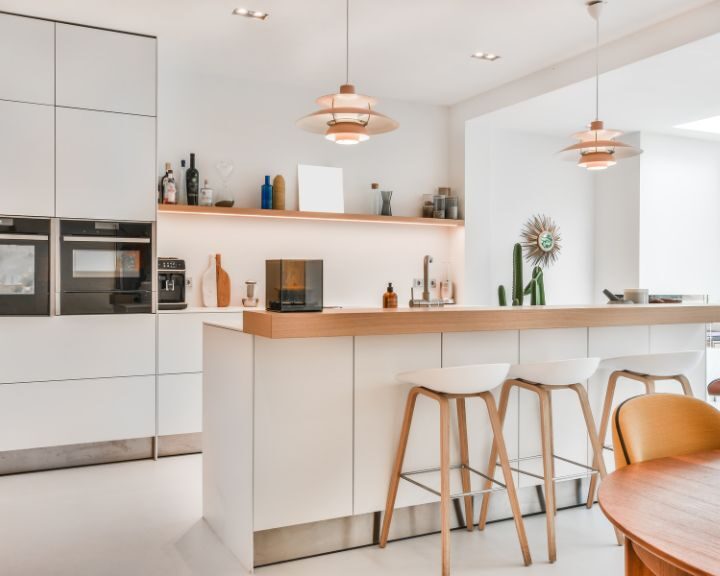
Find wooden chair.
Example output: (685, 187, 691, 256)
(612, 393, 720, 469)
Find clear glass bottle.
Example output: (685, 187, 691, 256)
(199, 179, 214, 206)
(178, 159, 187, 205)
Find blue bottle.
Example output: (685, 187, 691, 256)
(261, 175, 273, 209)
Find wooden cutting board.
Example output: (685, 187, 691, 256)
(216, 254, 231, 307)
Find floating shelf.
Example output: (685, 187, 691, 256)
(158, 204, 464, 228)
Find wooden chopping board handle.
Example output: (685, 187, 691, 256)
(216, 254, 231, 307)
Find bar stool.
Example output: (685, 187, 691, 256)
(379, 364, 532, 576)
(586, 350, 703, 505)
(477, 358, 622, 563)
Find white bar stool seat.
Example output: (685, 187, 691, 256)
(587, 350, 701, 505)
(601, 350, 702, 377)
(508, 357, 600, 386)
(479, 357, 622, 563)
(397, 363, 512, 395)
(379, 363, 532, 576)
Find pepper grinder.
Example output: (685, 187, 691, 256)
(243, 281, 259, 307)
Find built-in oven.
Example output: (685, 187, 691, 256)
(0, 217, 51, 316)
(59, 220, 154, 315)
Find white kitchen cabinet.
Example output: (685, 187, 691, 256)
(56, 24, 156, 116)
(0, 315, 155, 384)
(158, 373, 202, 436)
(158, 312, 244, 374)
(354, 333, 443, 515)
(56, 107, 156, 221)
(0, 14, 54, 105)
(254, 336, 354, 531)
(0, 376, 155, 451)
(0, 100, 54, 217)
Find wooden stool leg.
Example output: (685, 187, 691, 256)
(456, 398, 474, 531)
(546, 389, 557, 516)
(587, 370, 620, 507)
(539, 388, 557, 563)
(379, 387, 420, 547)
(570, 383, 624, 547)
(439, 396, 452, 576)
(643, 376, 656, 394)
(482, 392, 532, 566)
(478, 381, 512, 530)
(677, 374, 694, 397)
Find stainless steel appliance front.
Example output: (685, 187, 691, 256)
(58, 220, 154, 315)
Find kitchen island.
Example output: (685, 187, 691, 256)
(203, 305, 720, 572)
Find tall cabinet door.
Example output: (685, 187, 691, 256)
(56, 23, 156, 116)
(56, 108, 156, 221)
(0, 100, 54, 217)
(0, 14, 54, 105)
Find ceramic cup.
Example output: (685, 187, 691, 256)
(624, 288, 649, 304)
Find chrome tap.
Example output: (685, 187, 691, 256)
(422, 255, 433, 301)
(410, 254, 445, 308)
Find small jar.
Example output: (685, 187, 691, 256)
(446, 196, 458, 220)
(422, 193, 435, 218)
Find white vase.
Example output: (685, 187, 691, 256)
(202, 254, 217, 307)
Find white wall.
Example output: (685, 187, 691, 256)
(593, 133, 642, 302)
(158, 69, 450, 217)
(449, 2, 720, 212)
(639, 132, 720, 300)
(464, 121, 595, 305)
(158, 213, 460, 308)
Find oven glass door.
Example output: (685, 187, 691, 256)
(61, 238, 152, 292)
(0, 228, 51, 316)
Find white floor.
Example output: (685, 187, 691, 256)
(0, 455, 623, 575)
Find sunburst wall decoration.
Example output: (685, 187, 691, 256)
(521, 214, 562, 268)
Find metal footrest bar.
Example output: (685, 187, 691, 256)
(399, 463, 506, 499)
(602, 444, 614, 451)
(500, 454, 599, 483)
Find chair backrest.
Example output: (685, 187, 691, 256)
(612, 394, 720, 469)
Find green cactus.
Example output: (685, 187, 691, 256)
(536, 267, 546, 305)
(523, 267, 545, 306)
(512, 243, 524, 306)
(498, 285, 507, 306)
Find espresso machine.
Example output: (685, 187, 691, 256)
(158, 257, 187, 310)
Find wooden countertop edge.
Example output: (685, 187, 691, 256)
(241, 305, 720, 339)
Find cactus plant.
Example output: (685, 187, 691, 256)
(523, 267, 545, 306)
(498, 285, 507, 306)
(512, 243, 524, 306)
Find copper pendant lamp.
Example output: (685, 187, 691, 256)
(559, 1, 642, 170)
(297, 0, 398, 145)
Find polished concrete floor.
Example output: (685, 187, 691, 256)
(0, 455, 623, 575)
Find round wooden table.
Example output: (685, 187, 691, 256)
(599, 450, 720, 576)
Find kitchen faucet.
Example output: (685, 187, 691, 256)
(423, 255, 433, 301)
(410, 254, 445, 308)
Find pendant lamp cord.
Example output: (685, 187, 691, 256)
(346, 0, 350, 84)
(595, 12, 600, 121)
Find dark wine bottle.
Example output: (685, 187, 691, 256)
(186, 153, 200, 206)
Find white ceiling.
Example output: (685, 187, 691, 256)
(0, 0, 714, 106)
(475, 32, 720, 141)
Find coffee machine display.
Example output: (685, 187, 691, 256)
(158, 258, 188, 310)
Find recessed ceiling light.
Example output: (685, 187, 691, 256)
(471, 52, 501, 61)
(675, 115, 720, 135)
(232, 7, 269, 20)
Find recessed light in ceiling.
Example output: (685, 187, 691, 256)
(471, 52, 500, 61)
(675, 115, 720, 135)
(232, 8, 269, 20)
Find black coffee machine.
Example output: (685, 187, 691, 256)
(158, 258, 188, 310)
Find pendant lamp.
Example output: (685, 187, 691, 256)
(297, 0, 398, 145)
(559, 1, 642, 170)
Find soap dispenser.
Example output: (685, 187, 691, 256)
(383, 283, 398, 308)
